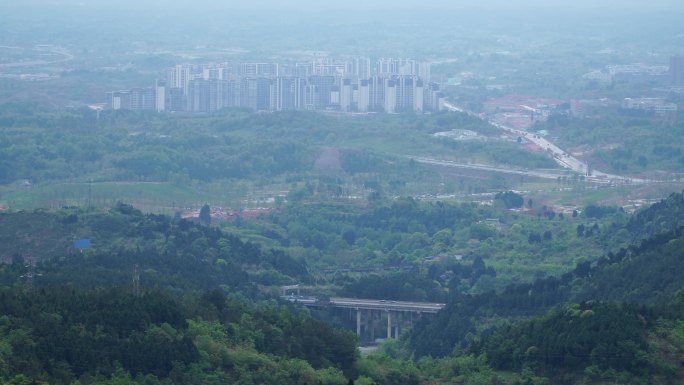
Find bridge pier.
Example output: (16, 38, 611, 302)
(356, 309, 361, 336)
(309, 298, 445, 343)
(370, 310, 375, 341)
(352, 307, 442, 341)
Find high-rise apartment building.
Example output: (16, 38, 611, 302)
(187, 79, 210, 112)
(238, 78, 272, 111)
(168, 64, 192, 94)
(155, 80, 166, 112)
(670, 54, 684, 85)
(424, 82, 444, 112)
(239, 63, 279, 78)
(109, 88, 155, 111)
(110, 58, 441, 114)
(273, 77, 306, 111)
(357, 79, 370, 113)
(351, 57, 371, 79)
(340, 79, 353, 112)
(384, 79, 397, 113)
(394, 76, 415, 111)
(167, 88, 184, 112)
(307, 75, 336, 109)
(368, 76, 385, 112)
(414, 79, 424, 113)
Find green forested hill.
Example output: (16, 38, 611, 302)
(573, 227, 684, 303)
(2, 188, 684, 384)
(0, 203, 361, 384)
(0, 287, 357, 385)
(226, 196, 633, 294)
(469, 300, 684, 384)
(0, 203, 308, 291)
(627, 190, 684, 239)
(388, 192, 684, 384)
(407, 191, 684, 364)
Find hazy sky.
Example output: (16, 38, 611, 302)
(5, 0, 684, 11)
(220, 0, 683, 10)
(2, 0, 682, 53)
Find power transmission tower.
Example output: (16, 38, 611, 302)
(87, 179, 92, 210)
(133, 264, 140, 297)
(21, 255, 38, 290)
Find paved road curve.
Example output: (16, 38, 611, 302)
(442, 101, 647, 185)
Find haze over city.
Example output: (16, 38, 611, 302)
(2, 0, 684, 384)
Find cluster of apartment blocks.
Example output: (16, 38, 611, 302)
(109, 58, 445, 114)
(621, 97, 678, 115)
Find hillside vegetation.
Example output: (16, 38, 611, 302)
(395, 191, 684, 383)
(0, 190, 683, 383)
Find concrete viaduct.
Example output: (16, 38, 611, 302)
(282, 294, 446, 340)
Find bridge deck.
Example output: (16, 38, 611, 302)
(328, 297, 445, 313)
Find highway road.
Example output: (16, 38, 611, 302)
(442, 101, 647, 185)
(280, 296, 446, 313)
(411, 156, 574, 180)
(328, 297, 445, 313)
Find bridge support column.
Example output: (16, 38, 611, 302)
(387, 311, 392, 339)
(356, 309, 361, 336)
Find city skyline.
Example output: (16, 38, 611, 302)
(109, 57, 443, 114)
